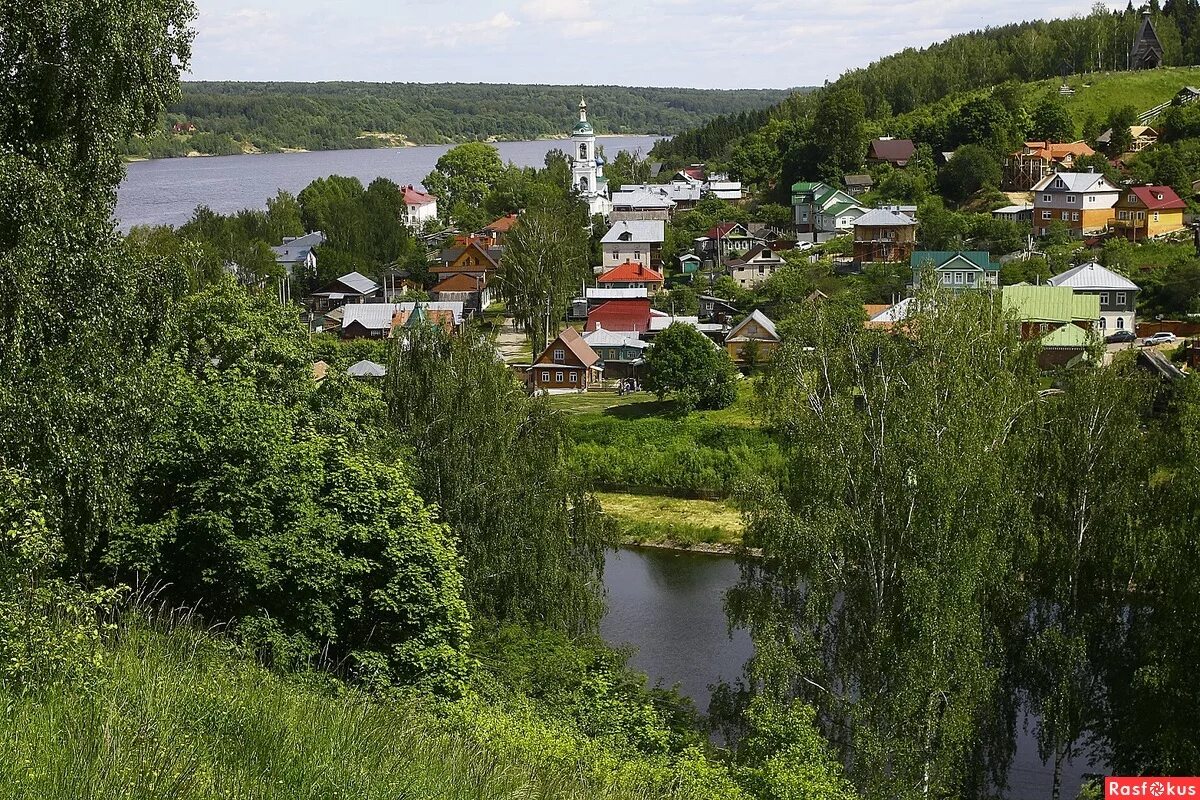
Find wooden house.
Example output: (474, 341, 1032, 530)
(1003, 141, 1095, 191)
(1112, 184, 1186, 240)
(529, 327, 603, 392)
(852, 209, 918, 263)
(725, 310, 780, 365)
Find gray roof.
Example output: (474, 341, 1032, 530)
(726, 310, 778, 342)
(585, 287, 648, 300)
(1047, 262, 1139, 291)
(854, 208, 917, 227)
(341, 301, 465, 332)
(272, 231, 326, 263)
(346, 359, 387, 378)
(338, 271, 381, 295)
(611, 188, 675, 209)
(601, 220, 666, 244)
(582, 328, 648, 348)
(1032, 172, 1116, 193)
(648, 315, 701, 332)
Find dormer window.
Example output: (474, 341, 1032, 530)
(1156, 193, 1164, 200)
(619, 232, 632, 241)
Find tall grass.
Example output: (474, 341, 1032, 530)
(0, 619, 745, 800)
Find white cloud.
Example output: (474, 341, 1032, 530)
(521, 0, 593, 20)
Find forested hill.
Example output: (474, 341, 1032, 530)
(653, 4, 1200, 167)
(122, 82, 794, 159)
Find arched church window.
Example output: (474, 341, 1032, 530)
(579, 176, 589, 191)
(579, 143, 588, 160)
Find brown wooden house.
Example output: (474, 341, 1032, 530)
(852, 209, 918, 263)
(528, 327, 603, 393)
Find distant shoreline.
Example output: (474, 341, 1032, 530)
(123, 132, 667, 164)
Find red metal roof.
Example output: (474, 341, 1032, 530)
(585, 299, 652, 334)
(703, 222, 741, 239)
(1128, 185, 1186, 210)
(868, 138, 916, 164)
(402, 185, 436, 205)
(598, 261, 664, 284)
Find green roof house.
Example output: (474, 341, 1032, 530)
(911, 251, 1000, 290)
(791, 181, 869, 233)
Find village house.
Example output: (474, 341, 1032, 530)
(791, 181, 869, 233)
(1003, 141, 1096, 191)
(1097, 125, 1159, 154)
(1002, 284, 1101, 368)
(620, 182, 703, 210)
(1031, 171, 1120, 237)
(1111, 184, 1187, 240)
(678, 253, 703, 280)
(597, 261, 665, 294)
(601, 220, 665, 270)
(586, 298, 653, 334)
(528, 326, 603, 393)
(1047, 261, 1139, 333)
(339, 301, 463, 339)
(699, 294, 740, 322)
(911, 251, 1000, 291)
(310, 271, 382, 313)
(582, 327, 648, 379)
(609, 187, 674, 221)
(434, 236, 502, 314)
(843, 174, 874, 196)
(431, 271, 494, 313)
(727, 245, 787, 288)
(401, 185, 438, 227)
(992, 203, 1034, 223)
(725, 310, 780, 366)
(271, 231, 325, 305)
(852, 208, 918, 263)
(693, 222, 765, 262)
(674, 164, 744, 201)
(867, 137, 916, 168)
(478, 214, 519, 247)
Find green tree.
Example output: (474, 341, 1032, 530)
(731, 287, 1042, 799)
(645, 323, 739, 411)
(937, 145, 1002, 203)
(1030, 97, 1076, 142)
(385, 324, 609, 633)
(811, 87, 868, 182)
(423, 142, 504, 223)
(1103, 105, 1139, 154)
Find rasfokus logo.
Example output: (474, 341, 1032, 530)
(1106, 778, 1200, 798)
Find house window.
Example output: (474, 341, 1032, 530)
(1153, 212, 1160, 221)
(568, 372, 577, 383)
(553, 348, 565, 362)
(1043, 194, 1053, 202)
(1066, 194, 1077, 203)
(1099, 293, 1110, 305)
(555, 371, 564, 382)
(966, 272, 976, 284)
(1042, 211, 1052, 220)
(1116, 292, 1127, 306)
(612, 250, 620, 259)
(1117, 317, 1125, 329)
(1089, 196, 1096, 202)
(634, 250, 641, 260)
(954, 272, 964, 284)
(941, 272, 953, 285)
(1072, 212, 1080, 221)
(1136, 211, 1145, 220)
(1061, 211, 1070, 221)
(541, 371, 550, 382)
(1128, 194, 1137, 203)
(1118, 210, 1129, 220)
(1100, 317, 1107, 330)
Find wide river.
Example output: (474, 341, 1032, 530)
(114, 136, 662, 230)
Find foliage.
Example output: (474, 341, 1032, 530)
(809, 87, 868, 182)
(938, 144, 1002, 203)
(734, 697, 857, 800)
(1103, 104, 1139, 154)
(386, 324, 609, 633)
(645, 323, 739, 412)
(422, 142, 506, 224)
(1030, 97, 1077, 141)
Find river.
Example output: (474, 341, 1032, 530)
(114, 136, 663, 230)
(601, 547, 1098, 798)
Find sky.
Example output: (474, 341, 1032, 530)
(189, 0, 1123, 89)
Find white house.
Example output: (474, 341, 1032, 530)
(1047, 261, 1139, 333)
(601, 220, 665, 269)
(727, 245, 786, 288)
(401, 185, 438, 227)
(271, 231, 325, 304)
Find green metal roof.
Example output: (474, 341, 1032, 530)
(1040, 323, 1092, 348)
(1002, 285, 1100, 323)
(825, 200, 864, 217)
(910, 251, 998, 272)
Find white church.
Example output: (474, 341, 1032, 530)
(570, 98, 612, 218)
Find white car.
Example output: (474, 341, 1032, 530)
(1141, 332, 1178, 347)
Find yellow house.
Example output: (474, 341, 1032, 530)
(725, 310, 780, 365)
(1112, 185, 1186, 240)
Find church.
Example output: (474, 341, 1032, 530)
(570, 98, 612, 218)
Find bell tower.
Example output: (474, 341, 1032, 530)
(569, 97, 611, 217)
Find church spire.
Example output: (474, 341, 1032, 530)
(579, 96, 588, 124)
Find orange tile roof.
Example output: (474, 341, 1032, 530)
(1018, 141, 1095, 161)
(485, 214, 520, 233)
(598, 261, 664, 284)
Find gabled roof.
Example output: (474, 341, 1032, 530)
(438, 239, 502, 270)
(825, 200, 868, 219)
(910, 251, 998, 273)
(483, 213, 520, 233)
(320, 271, 380, 296)
(1016, 141, 1095, 161)
(272, 231, 326, 263)
(585, 287, 649, 301)
(844, 174, 874, 187)
(402, 185, 436, 206)
(701, 222, 749, 240)
(727, 245, 785, 267)
(1039, 323, 1092, 348)
(1003, 285, 1099, 323)
(1032, 172, 1117, 194)
(726, 310, 779, 343)
(582, 328, 648, 349)
(1126, 185, 1185, 210)
(602, 220, 665, 244)
(432, 272, 486, 293)
(611, 189, 675, 209)
(598, 261, 664, 284)
(537, 326, 600, 368)
(868, 138, 916, 163)
(1047, 262, 1139, 291)
(586, 299, 653, 333)
(347, 360, 387, 378)
(854, 208, 917, 227)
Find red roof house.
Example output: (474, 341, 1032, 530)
(402, 185, 436, 206)
(585, 299, 653, 334)
(597, 261, 664, 294)
(867, 138, 916, 167)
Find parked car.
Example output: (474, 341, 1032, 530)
(1141, 332, 1178, 347)
(796, 241, 815, 251)
(1105, 330, 1137, 344)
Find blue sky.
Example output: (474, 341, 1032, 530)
(189, 0, 1119, 89)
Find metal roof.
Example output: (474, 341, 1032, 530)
(601, 220, 666, 244)
(910, 251, 998, 272)
(346, 359, 387, 378)
(585, 287, 648, 300)
(337, 271, 381, 295)
(854, 209, 917, 227)
(582, 328, 647, 348)
(1003, 285, 1100, 323)
(1047, 262, 1139, 292)
(1032, 172, 1117, 194)
(726, 310, 778, 342)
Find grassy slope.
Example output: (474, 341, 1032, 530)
(1036, 66, 1200, 123)
(596, 491, 744, 548)
(0, 621, 739, 800)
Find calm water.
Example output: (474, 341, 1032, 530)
(601, 546, 1097, 797)
(114, 135, 663, 230)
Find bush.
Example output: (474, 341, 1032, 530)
(646, 323, 739, 411)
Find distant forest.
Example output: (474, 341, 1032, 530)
(653, 5, 1200, 166)
(121, 82, 794, 159)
